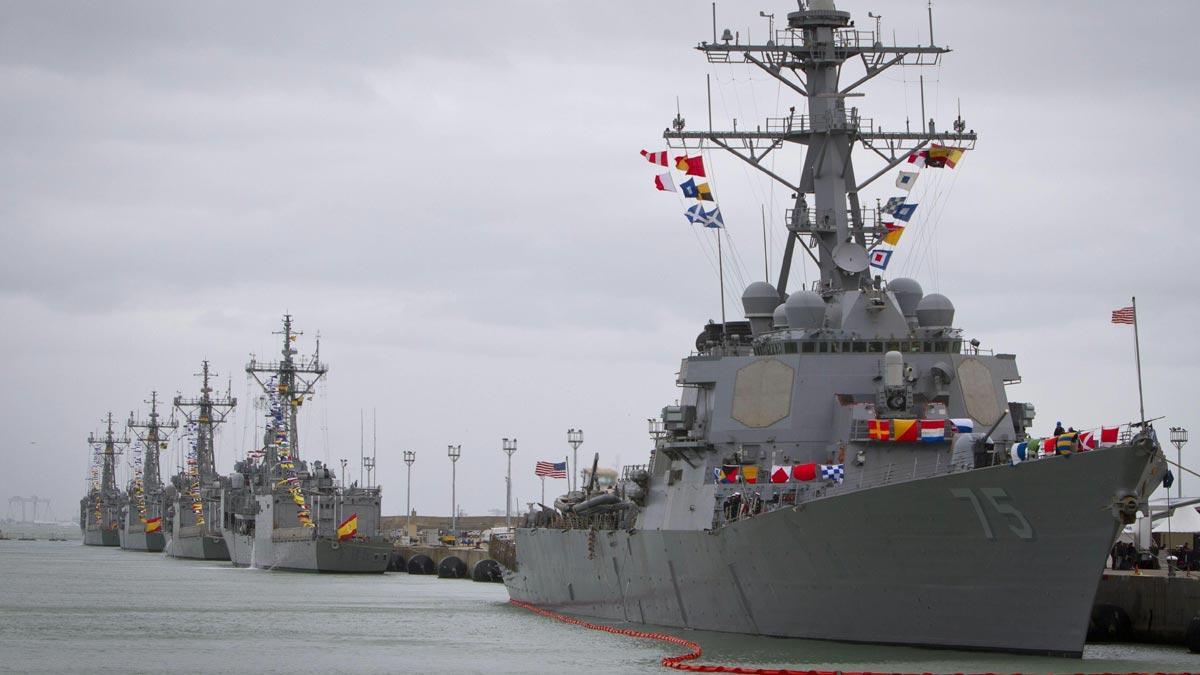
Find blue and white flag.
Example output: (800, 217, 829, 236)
(893, 202, 919, 222)
(702, 206, 724, 229)
(881, 196, 906, 214)
(684, 204, 706, 225)
(868, 249, 892, 270)
(680, 178, 699, 199)
(895, 170, 919, 191)
(819, 464, 844, 483)
(1011, 441, 1028, 464)
(950, 418, 974, 433)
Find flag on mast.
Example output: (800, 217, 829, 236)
(640, 149, 668, 166)
(654, 172, 676, 192)
(1111, 306, 1135, 324)
(535, 461, 567, 478)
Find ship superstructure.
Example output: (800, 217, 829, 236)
(121, 392, 177, 552)
(504, 1, 1168, 657)
(220, 315, 390, 572)
(167, 361, 236, 560)
(79, 413, 129, 547)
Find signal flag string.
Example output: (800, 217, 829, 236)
(510, 599, 1192, 675)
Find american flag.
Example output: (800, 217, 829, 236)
(535, 461, 567, 478)
(1111, 306, 1136, 324)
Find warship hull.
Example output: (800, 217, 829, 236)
(506, 445, 1153, 657)
(250, 537, 392, 573)
(222, 530, 254, 567)
(167, 529, 229, 560)
(82, 529, 120, 547)
(119, 526, 165, 552)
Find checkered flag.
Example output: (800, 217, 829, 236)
(820, 464, 844, 483)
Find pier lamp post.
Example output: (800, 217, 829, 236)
(403, 451, 415, 535)
(448, 444, 461, 533)
(567, 429, 584, 493)
(502, 438, 517, 528)
(1169, 427, 1188, 499)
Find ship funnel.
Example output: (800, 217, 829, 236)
(772, 304, 789, 329)
(784, 290, 825, 331)
(884, 351, 904, 388)
(889, 277, 923, 320)
(742, 281, 782, 336)
(916, 293, 955, 327)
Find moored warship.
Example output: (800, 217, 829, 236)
(120, 392, 177, 552)
(220, 315, 390, 572)
(79, 413, 128, 547)
(167, 361, 236, 560)
(505, 1, 1168, 657)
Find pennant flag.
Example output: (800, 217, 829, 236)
(337, 513, 358, 541)
(695, 182, 715, 202)
(950, 418, 974, 433)
(674, 155, 706, 177)
(684, 204, 706, 225)
(1012, 441, 1028, 464)
(819, 464, 845, 483)
(893, 419, 919, 442)
(867, 419, 890, 441)
(920, 419, 946, 443)
(929, 144, 965, 169)
(881, 197, 906, 214)
(680, 178, 699, 199)
(654, 173, 676, 192)
(893, 202, 919, 222)
(641, 149, 668, 166)
(701, 206, 724, 229)
(1099, 426, 1119, 446)
(1111, 306, 1135, 324)
(741, 465, 759, 484)
(719, 465, 740, 484)
(145, 516, 162, 533)
(1079, 430, 1097, 451)
(535, 461, 567, 478)
(869, 249, 893, 270)
(882, 223, 904, 246)
(895, 170, 919, 191)
(769, 466, 789, 484)
(792, 463, 818, 481)
(906, 150, 928, 168)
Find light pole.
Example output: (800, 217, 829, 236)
(403, 451, 415, 535)
(363, 456, 375, 490)
(339, 458, 348, 489)
(1170, 427, 1188, 499)
(448, 444, 461, 532)
(502, 438, 517, 528)
(567, 428, 584, 493)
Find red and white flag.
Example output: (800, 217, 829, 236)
(1111, 306, 1135, 324)
(641, 149, 668, 166)
(674, 154, 706, 177)
(1079, 430, 1097, 451)
(769, 465, 789, 484)
(654, 172, 676, 192)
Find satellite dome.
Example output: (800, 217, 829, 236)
(784, 290, 825, 330)
(889, 277, 924, 318)
(741, 281, 781, 319)
(772, 303, 789, 329)
(916, 293, 955, 327)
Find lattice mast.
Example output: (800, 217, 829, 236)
(664, 0, 976, 296)
(245, 314, 327, 469)
(88, 412, 129, 494)
(128, 391, 178, 490)
(173, 361, 237, 480)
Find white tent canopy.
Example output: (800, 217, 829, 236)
(1151, 505, 1200, 533)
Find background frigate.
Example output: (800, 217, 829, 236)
(220, 315, 390, 572)
(166, 361, 236, 560)
(79, 413, 128, 547)
(120, 392, 176, 552)
(504, 0, 1168, 657)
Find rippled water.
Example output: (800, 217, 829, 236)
(0, 541, 1192, 674)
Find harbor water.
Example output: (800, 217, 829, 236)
(0, 541, 1193, 674)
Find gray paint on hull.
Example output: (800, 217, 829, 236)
(83, 529, 119, 547)
(119, 528, 165, 552)
(168, 532, 230, 560)
(506, 446, 1150, 657)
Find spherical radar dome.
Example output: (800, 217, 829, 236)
(916, 293, 955, 327)
(889, 277, 924, 317)
(741, 281, 781, 319)
(784, 290, 826, 330)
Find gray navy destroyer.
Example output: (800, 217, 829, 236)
(120, 392, 176, 552)
(80, 414, 128, 547)
(166, 361, 236, 560)
(505, 1, 1168, 657)
(219, 315, 390, 572)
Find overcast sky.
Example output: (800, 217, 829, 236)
(2, 1, 1197, 523)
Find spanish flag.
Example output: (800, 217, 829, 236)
(337, 513, 358, 541)
(145, 516, 162, 533)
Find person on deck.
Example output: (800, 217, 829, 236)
(1054, 421, 1066, 436)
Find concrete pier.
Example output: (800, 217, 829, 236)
(1091, 569, 1200, 647)
(390, 544, 503, 582)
